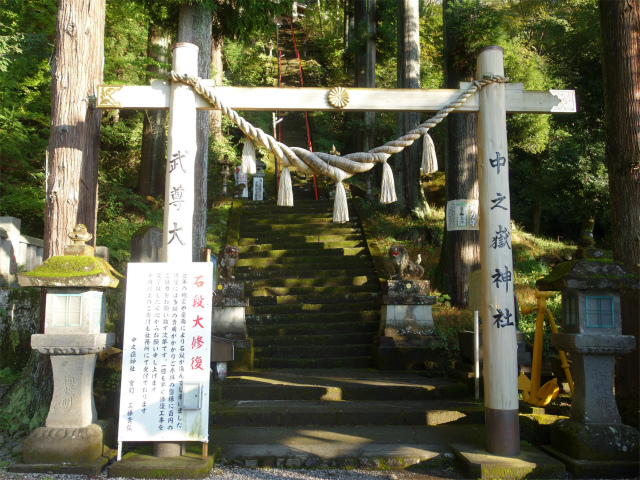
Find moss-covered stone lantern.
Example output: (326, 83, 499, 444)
(11, 225, 122, 474)
(535, 222, 639, 478)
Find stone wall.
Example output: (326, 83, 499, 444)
(0, 287, 40, 372)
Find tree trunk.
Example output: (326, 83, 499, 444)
(3, 0, 106, 433)
(137, 25, 168, 198)
(178, 5, 212, 261)
(365, 0, 376, 151)
(599, 0, 640, 402)
(395, 0, 428, 219)
(45, 0, 105, 256)
(210, 37, 223, 143)
(435, 0, 480, 308)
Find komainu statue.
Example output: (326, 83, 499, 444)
(218, 244, 239, 281)
(389, 244, 424, 280)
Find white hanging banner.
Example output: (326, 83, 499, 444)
(446, 199, 479, 231)
(118, 262, 213, 443)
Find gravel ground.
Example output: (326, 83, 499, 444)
(0, 466, 468, 480)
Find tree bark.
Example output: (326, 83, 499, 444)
(210, 37, 223, 143)
(137, 25, 168, 198)
(435, 0, 480, 308)
(599, 0, 640, 402)
(45, 0, 105, 256)
(178, 5, 212, 261)
(395, 0, 428, 219)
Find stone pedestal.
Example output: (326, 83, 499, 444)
(541, 332, 639, 478)
(376, 280, 437, 370)
(213, 281, 252, 370)
(9, 333, 116, 474)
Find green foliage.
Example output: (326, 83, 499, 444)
(0, 367, 22, 386)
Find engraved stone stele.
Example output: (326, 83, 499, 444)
(9, 225, 121, 474)
(536, 234, 640, 478)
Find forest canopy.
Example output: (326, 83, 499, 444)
(0, 0, 610, 255)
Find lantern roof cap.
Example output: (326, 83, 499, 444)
(536, 259, 639, 292)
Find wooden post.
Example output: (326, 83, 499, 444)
(163, 42, 199, 263)
(477, 46, 520, 456)
(155, 42, 198, 458)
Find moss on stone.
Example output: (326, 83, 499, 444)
(23, 255, 122, 280)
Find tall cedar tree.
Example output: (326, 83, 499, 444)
(435, 0, 480, 308)
(600, 0, 640, 401)
(395, 0, 428, 219)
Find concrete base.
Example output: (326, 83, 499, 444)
(108, 451, 214, 478)
(375, 335, 440, 370)
(451, 442, 566, 479)
(549, 419, 639, 461)
(8, 448, 116, 475)
(541, 444, 639, 479)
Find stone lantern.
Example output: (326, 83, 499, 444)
(536, 225, 639, 478)
(10, 225, 121, 474)
(219, 154, 233, 196)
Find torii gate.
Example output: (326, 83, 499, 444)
(98, 43, 575, 457)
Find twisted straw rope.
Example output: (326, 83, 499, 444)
(168, 72, 508, 185)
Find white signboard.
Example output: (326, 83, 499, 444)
(118, 262, 213, 443)
(447, 199, 479, 231)
(252, 176, 264, 201)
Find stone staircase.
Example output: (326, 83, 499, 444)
(235, 194, 382, 369)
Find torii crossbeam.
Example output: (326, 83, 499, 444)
(99, 43, 576, 458)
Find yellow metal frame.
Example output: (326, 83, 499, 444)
(518, 289, 574, 407)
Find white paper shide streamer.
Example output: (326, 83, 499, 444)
(421, 133, 438, 175)
(379, 162, 397, 204)
(241, 137, 257, 174)
(332, 170, 349, 223)
(277, 167, 294, 206)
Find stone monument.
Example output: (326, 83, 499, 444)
(9, 225, 120, 474)
(212, 245, 251, 371)
(536, 228, 639, 478)
(376, 245, 436, 370)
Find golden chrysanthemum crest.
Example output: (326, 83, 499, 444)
(327, 87, 350, 109)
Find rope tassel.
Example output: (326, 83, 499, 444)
(277, 167, 294, 206)
(241, 137, 257, 174)
(333, 178, 349, 223)
(421, 133, 438, 175)
(380, 162, 397, 204)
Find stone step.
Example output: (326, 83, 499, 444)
(243, 275, 379, 289)
(248, 321, 378, 337)
(214, 371, 469, 402)
(246, 310, 380, 326)
(236, 255, 373, 268)
(209, 399, 483, 427)
(239, 234, 364, 247)
(254, 356, 374, 369)
(240, 223, 361, 235)
(248, 291, 381, 307)
(247, 284, 381, 297)
(239, 246, 367, 259)
(246, 300, 380, 315)
(242, 213, 356, 225)
(255, 343, 373, 359)
(252, 332, 374, 348)
(239, 239, 366, 252)
(209, 425, 485, 469)
(234, 267, 376, 280)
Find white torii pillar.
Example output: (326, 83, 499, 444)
(97, 45, 575, 458)
(477, 46, 519, 456)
